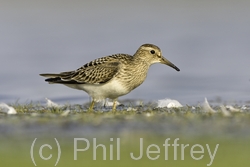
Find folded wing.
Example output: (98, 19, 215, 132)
(40, 57, 121, 84)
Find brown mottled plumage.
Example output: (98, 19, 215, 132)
(40, 44, 180, 111)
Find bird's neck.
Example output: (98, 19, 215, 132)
(119, 57, 150, 91)
(133, 53, 151, 67)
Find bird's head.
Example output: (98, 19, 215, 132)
(134, 44, 180, 71)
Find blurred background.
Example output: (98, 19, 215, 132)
(1, 0, 249, 105)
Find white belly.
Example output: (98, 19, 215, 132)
(65, 79, 129, 100)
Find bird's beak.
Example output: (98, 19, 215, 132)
(161, 57, 180, 71)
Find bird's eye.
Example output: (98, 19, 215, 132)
(150, 50, 155, 54)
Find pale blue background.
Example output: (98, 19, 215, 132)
(1, 0, 249, 104)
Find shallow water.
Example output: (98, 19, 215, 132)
(1, 0, 250, 105)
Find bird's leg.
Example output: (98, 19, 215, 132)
(112, 99, 117, 112)
(89, 100, 95, 111)
(103, 99, 107, 108)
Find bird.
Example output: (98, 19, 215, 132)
(40, 44, 180, 111)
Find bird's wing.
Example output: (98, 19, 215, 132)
(40, 54, 132, 84)
(64, 61, 120, 84)
(58, 55, 128, 84)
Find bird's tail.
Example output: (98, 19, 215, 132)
(40, 73, 62, 78)
(40, 71, 75, 78)
(40, 71, 77, 84)
(39, 73, 62, 83)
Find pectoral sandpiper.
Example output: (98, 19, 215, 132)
(40, 44, 180, 111)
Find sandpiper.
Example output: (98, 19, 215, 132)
(40, 44, 180, 111)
